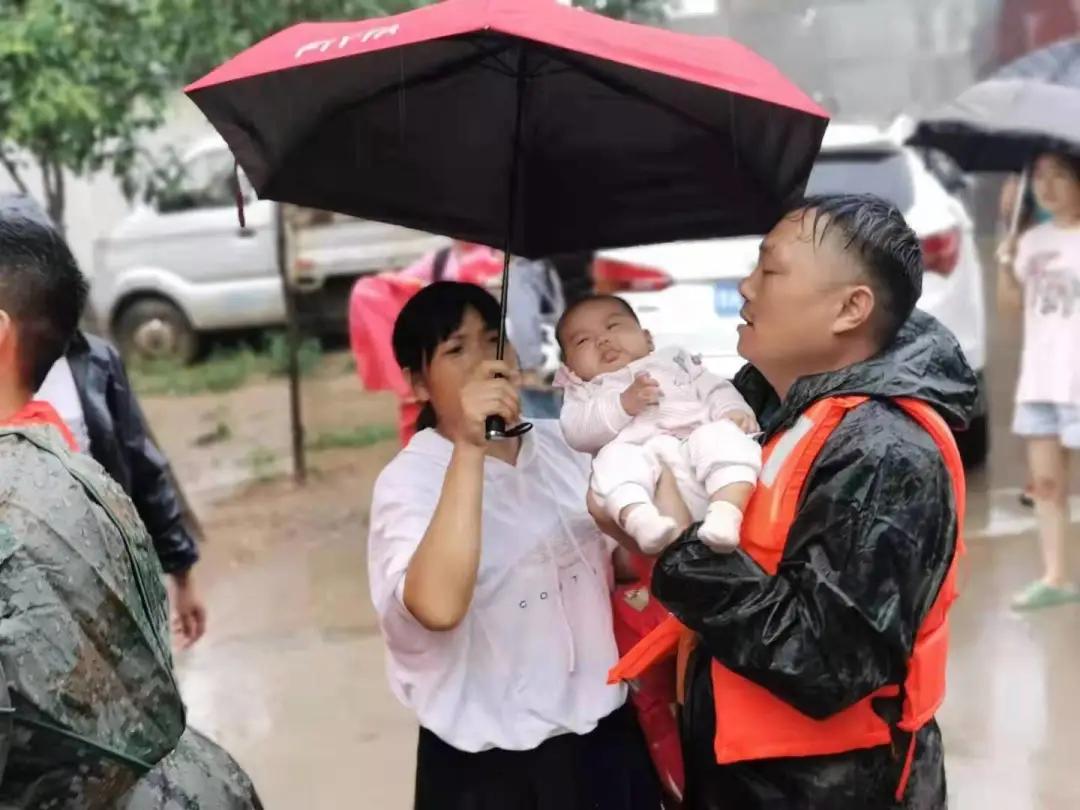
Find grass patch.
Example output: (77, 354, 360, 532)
(131, 348, 260, 396)
(266, 333, 323, 379)
(307, 424, 397, 452)
(131, 333, 324, 397)
(244, 446, 280, 483)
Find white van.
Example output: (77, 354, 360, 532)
(91, 136, 446, 363)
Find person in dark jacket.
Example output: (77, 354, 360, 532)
(640, 195, 977, 809)
(57, 331, 208, 646)
(0, 193, 208, 648)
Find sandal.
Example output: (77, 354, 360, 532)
(1011, 580, 1080, 611)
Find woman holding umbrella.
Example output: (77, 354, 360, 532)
(998, 174, 1047, 509)
(908, 36, 1080, 609)
(367, 281, 663, 809)
(187, 4, 827, 801)
(998, 152, 1080, 610)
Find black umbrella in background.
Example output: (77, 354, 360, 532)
(908, 36, 1080, 237)
(908, 37, 1080, 174)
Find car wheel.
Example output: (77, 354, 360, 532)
(955, 413, 989, 469)
(114, 298, 199, 366)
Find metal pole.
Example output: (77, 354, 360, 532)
(485, 46, 534, 441)
(496, 46, 528, 362)
(1008, 167, 1030, 241)
(276, 204, 307, 485)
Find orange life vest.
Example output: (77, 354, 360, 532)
(608, 395, 966, 803)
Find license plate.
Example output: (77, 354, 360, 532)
(714, 280, 743, 317)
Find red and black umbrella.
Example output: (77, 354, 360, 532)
(186, 0, 827, 436)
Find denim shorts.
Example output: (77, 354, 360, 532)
(1012, 402, 1080, 448)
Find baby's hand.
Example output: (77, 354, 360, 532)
(621, 373, 662, 416)
(725, 410, 760, 435)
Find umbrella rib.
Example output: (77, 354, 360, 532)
(264, 39, 514, 193)
(526, 43, 776, 198)
(529, 43, 734, 143)
(524, 51, 571, 80)
(530, 64, 574, 79)
(333, 38, 514, 114)
(465, 34, 518, 77)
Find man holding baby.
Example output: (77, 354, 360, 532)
(602, 194, 977, 810)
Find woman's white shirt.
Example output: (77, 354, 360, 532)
(367, 420, 626, 753)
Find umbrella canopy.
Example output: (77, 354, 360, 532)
(908, 36, 1080, 172)
(185, 0, 828, 259)
(994, 36, 1080, 83)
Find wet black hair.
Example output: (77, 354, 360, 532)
(392, 281, 502, 431)
(555, 294, 639, 354)
(793, 193, 922, 346)
(0, 196, 88, 391)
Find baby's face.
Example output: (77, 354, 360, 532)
(560, 298, 652, 381)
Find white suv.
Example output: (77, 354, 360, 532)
(593, 123, 988, 465)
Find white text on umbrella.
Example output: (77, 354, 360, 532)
(295, 25, 400, 60)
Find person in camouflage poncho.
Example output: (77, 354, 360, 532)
(0, 202, 262, 808)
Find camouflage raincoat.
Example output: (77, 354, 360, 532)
(0, 421, 261, 809)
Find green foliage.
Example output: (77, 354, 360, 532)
(163, 0, 424, 82)
(0, 0, 176, 223)
(167, 0, 667, 81)
(0, 0, 665, 229)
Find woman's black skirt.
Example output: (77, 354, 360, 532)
(414, 702, 663, 809)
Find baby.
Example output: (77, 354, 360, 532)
(555, 295, 762, 554)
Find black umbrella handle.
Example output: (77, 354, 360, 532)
(486, 414, 532, 441)
(485, 372, 533, 441)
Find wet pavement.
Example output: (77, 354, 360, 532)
(169, 317, 1080, 809)
(935, 311, 1080, 810)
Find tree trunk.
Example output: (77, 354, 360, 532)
(0, 151, 29, 196)
(38, 156, 67, 234)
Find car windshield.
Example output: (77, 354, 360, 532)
(805, 150, 915, 211)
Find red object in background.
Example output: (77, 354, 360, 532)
(349, 245, 505, 448)
(612, 555, 685, 807)
(399, 243, 504, 287)
(592, 257, 673, 294)
(349, 245, 506, 448)
(348, 272, 425, 446)
(349, 273, 424, 399)
(453, 244, 505, 287)
(398, 399, 423, 446)
(921, 227, 961, 276)
(995, 0, 1080, 67)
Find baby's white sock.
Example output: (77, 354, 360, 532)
(698, 500, 744, 553)
(623, 504, 679, 555)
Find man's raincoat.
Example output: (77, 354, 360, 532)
(653, 312, 978, 809)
